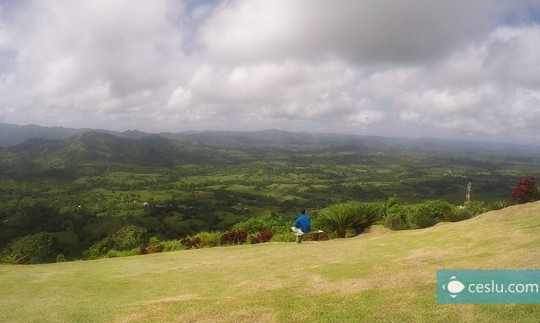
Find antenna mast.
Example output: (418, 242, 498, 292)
(465, 182, 471, 205)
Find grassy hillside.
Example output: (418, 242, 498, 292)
(1, 202, 539, 322)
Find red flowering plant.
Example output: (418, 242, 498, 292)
(250, 230, 273, 244)
(309, 232, 329, 241)
(180, 237, 202, 249)
(510, 176, 536, 204)
(220, 230, 247, 246)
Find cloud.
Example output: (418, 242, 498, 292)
(395, 24, 540, 141)
(199, 0, 499, 64)
(0, 0, 187, 125)
(0, 0, 539, 142)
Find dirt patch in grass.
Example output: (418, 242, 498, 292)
(363, 225, 392, 235)
(234, 276, 286, 292)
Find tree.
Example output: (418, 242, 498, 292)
(2, 232, 59, 264)
(111, 225, 147, 250)
(510, 176, 536, 204)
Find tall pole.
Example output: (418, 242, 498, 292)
(465, 182, 471, 205)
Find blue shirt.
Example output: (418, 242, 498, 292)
(295, 214, 311, 233)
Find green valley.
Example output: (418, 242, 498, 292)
(1, 126, 540, 260)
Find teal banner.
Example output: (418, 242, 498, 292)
(437, 270, 540, 304)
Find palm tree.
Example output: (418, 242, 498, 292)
(318, 203, 359, 238)
(352, 203, 380, 234)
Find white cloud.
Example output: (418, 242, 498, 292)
(167, 86, 193, 109)
(0, 0, 539, 142)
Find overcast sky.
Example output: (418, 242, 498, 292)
(0, 0, 539, 142)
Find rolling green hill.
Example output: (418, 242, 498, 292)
(2, 128, 540, 260)
(1, 202, 538, 322)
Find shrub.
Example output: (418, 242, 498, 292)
(351, 203, 380, 234)
(56, 254, 66, 263)
(180, 237, 202, 249)
(162, 240, 181, 252)
(2, 232, 60, 264)
(194, 231, 222, 248)
(490, 200, 510, 211)
(309, 232, 329, 241)
(532, 187, 540, 201)
(382, 205, 410, 230)
(408, 200, 454, 228)
(147, 236, 165, 253)
(267, 213, 297, 234)
(1, 256, 17, 264)
(110, 248, 139, 258)
(111, 225, 147, 250)
(318, 203, 359, 238)
(464, 200, 488, 215)
(146, 245, 164, 254)
(82, 226, 146, 260)
(232, 217, 269, 234)
(407, 209, 437, 228)
(271, 232, 296, 242)
(220, 230, 247, 246)
(104, 249, 120, 258)
(446, 207, 472, 222)
(83, 246, 102, 260)
(250, 230, 274, 244)
(511, 176, 536, 204)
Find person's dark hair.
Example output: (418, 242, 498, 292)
(301, 208, 305, 214)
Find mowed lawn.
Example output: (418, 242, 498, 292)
(1, 202, 540, 322)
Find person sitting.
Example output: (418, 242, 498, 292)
(291, 209, 311, 243)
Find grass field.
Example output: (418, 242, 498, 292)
(1, 202, 539, 322)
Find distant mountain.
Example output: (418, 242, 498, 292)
(165, 129, 540, 157)
(0, 123, 79, 146)
(1, 123, 539, 157)
(0, 123, 152, 147)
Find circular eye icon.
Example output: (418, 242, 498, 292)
(443, 276, 465, 298)
(447, 280, 465, 294)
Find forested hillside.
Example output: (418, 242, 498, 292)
(1, 125, 540, 261)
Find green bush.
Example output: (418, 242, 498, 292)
(1, 256, 17, 264)
(232, 217, 269, 234)
(490, 200, 510, 211)
(319, 203, 359, 238)
(267, 213, 296, 234)
(407, 211, 437, 228)
(111, 225, 147, 250)
(408, 200, 454, 228)
(532, 187, 540, 202)
(382, 204, 410, 230)
(162, 240, 181, 252)
(104, 249, 120, 258)
(1, 232, 60, 264)
(56, 254, 66, 263)
(82, 225, 146, 260)
(188, 231, 222, 248)
(271, 232, 296, 242)
(464, 200, 488, 215)
(83, 245, 104, 260)
(116, 248, 139, 257)
(351, 203, 381, 234)
(446, 207, 472, 222)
